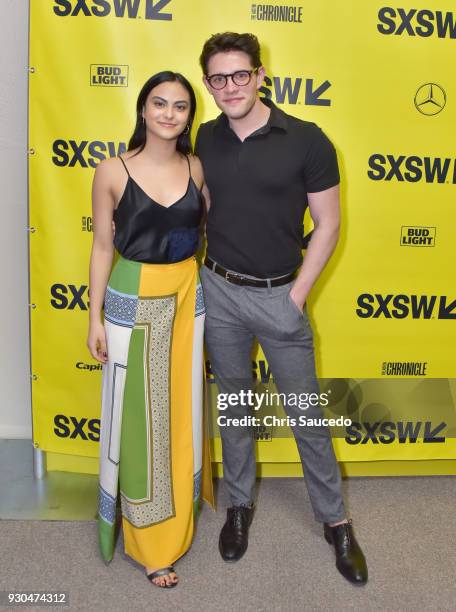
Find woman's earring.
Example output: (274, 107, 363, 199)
(183, 124, 190, 135)
(142, 116, 145, 125)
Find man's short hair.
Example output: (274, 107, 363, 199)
(200, 32, 262, 75)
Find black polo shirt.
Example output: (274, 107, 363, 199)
(195, 98, 340, 278)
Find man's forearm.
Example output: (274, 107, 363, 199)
(289, 222, 340, 308)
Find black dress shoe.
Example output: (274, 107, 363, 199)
(323, 520, 368, 585)
(219, 505, 254, 562)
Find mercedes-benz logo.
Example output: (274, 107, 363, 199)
(414, 83, 446, 116)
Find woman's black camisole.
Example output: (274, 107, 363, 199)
(113, 155, 203, 264)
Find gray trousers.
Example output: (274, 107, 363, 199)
(200, 263, 346, 523)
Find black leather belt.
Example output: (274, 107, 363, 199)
(204, 257, 297, 288)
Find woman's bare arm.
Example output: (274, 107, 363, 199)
(87, 159, 117, 361)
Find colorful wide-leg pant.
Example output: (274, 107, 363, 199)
(98, 255, 212, 568)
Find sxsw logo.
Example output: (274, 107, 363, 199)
(356, 294, 456, 320)
(368, 154, 456, 184)
(252, 359, 273, 383)
(345, 421, 446, 444)
(52, 140, 127, 167)
(54, 414, 100, 441)
(251, 3, 303, 23)
(91, 64, 128, 87)
(260, 76, 331, 106)
(53, 0, 173, 20)
(207, 359, 274, 383)
(51, 284, 90, 310)
(254, 424, 273, 441)
(400, 226, 436, 247)
(377, 7, 456, 38)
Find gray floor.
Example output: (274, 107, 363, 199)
(1, 475, 456, 612)
(0, 441, 98, 521)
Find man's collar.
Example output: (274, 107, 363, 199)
(260, 97, 288, 131)
(214, 97, 288, 133)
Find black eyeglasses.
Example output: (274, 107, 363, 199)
(206, 69, 258, 90)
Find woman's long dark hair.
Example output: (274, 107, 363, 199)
(127, 71, 197, 156)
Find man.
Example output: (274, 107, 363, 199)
(195, 32, 367, 585)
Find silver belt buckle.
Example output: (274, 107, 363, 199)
(225, 270, 241, 284)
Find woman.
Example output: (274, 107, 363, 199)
(87, 71, 213, 588)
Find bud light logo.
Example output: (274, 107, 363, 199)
(90, 65, 128, 87)
(400, 226, 436, 247)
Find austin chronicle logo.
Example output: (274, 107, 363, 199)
(414, 83, 446, 115)
(251, 4, 303, 22)
(82, 216, 93, 232)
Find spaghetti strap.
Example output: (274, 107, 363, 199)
(186, 155, 191, 178)
(118, 156, 130, 177)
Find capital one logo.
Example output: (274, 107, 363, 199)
(259, 76, 331, 106)
(377, 7, 456, 38)
(53, 0, 173, 20)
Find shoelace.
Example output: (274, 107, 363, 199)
(228, 507, 248, 529)
(339, 520, 353, 546)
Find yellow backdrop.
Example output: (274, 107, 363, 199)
(29, 0, 456, 468)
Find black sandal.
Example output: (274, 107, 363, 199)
(146, 566, 178, 588)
